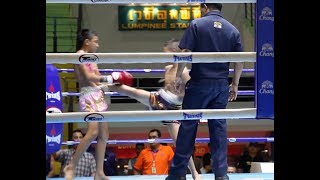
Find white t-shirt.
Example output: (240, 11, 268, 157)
(127, 158, 137, 170)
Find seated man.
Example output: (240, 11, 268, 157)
(106, 39, 201, 180)
(237, 143, 266, 173)
(52, 129, 96, 177)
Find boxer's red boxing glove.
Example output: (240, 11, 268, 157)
(100, 71, 133, 86)
(113, 71, 133, 86)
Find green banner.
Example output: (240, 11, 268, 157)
(118, 5, 201, 30)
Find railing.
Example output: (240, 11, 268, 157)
(244, 3, 255, 27)
(46, 17, 78, 52)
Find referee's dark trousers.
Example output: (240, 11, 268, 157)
(167, 79, 229, 179)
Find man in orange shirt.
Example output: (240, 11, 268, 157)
(133, 129, 174, 175)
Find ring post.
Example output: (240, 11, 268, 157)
(255, 0, 274, 119)
(46, 64, 64, 154)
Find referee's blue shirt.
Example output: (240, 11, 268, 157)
(179, 11, 243, 80)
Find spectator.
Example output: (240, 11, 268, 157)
(269, 131, 274, 162)
(47, 154, 61, 177)
(103, 150, 118, 176)
(52, 129, 96, 177)
(201, 143, 213, 174)
(117, 158, 129, 176)
(133, 129, 174, 175)
(237, 143, 266, 173)
(46, 154, 51, 176)
(87, 143, 118, 176)
(227, 155, 238, 173)
(128, 143, 145, 175)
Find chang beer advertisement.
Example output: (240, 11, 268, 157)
(255, 0, 274, 119)
(46, 64, 64, 154)
(118, 5, 201, 30)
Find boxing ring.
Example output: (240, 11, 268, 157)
(46, 0, 274, 179)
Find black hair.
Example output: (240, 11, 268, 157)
(136, 143, 145, 148)
(249, 142, 259, 147)
(76, 29, 98, 51)
(200, 3, 223, 11)
(70, 129, 84, 144)
(72, 129, 84, 136)
(149, 129, 162, 138)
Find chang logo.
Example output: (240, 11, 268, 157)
(259, 43, 274, 57)
(79, 54, 99, 63)
(259, 7, 274, 21)
(173, 55, 192, 62)
(84, 113, 104, 122)
(259, 80, 274, 95)
(183, 112, 203, 120)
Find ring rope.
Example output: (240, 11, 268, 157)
(61, 137, 274, 145)
(61, 90, 255, 97)
(46, 108, 256, 123)
(46, 0, 257, 4)
(46, 52, 256, 64)
(58, 68, 255, 73)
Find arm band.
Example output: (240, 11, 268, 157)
(100, 76, 109, 83)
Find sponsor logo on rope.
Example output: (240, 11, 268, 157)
(228, 138, 236, 142)
(84, 113, 104, 122)
(173, 55, 193, 62)
(91, 0, 111, 2)
(79, 54, 99, 63)
(259, 43, 274, 57)
(148, 139, 157, 143)
(267, 137, 274, 142)
(187, 0, 206, 2)
(259, 7, 274, 22)
(259, 80, 274, 95)
(108, 140, 117, 145)
(183, 112, 203, 120)
(199, 119, 208, 123)
(46, 107, 62, 113)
